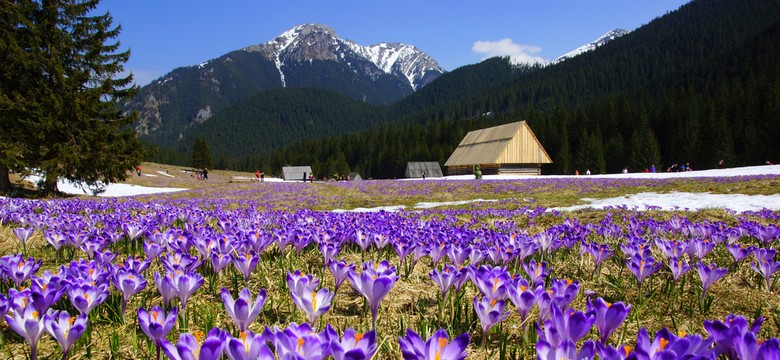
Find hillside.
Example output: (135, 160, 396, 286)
(146, 0, 780, 179)
(128, 24, 444, 147)
(255, 0, 780, 178)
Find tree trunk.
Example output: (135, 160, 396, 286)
(0, 164, 11, 193)
(42, 171, 58, 196)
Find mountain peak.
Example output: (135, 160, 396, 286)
(243, 23, 444, 90)
(555, 29, 630, 62)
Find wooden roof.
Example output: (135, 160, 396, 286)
(405, 161, 443, 178)
(444, 121, 552, 167)
(282, 166, 313, 180)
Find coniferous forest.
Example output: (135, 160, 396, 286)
(147, 0, 780, 179)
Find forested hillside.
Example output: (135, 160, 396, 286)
(147, 0, 780, 179)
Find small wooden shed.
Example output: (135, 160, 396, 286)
(444, 121, 552, 175)
(282, 166, 313, 181)
(405, 162, 443, 178)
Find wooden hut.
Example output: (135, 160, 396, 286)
(405, 162, 443, 178)
(282, 166, 313, 181)
(444, 121, 552, 175)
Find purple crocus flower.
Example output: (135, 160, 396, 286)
(505, 276, 538, 325)
(5, 304, 46, 360)
(272, 323, 329, 360)
(225, 330, 274, 360)
(735, 331, 780, 360)
(697, 262, 728, 301)
(692, 238, 717, 260)
(290, 284, 334, 324)
(288, 270, 320, 295)
(112, 268, 147, 318)
(537, 339, 595, 360)
(13, 227, 35, 245)
(473, 296, 510, 343)
(221, 287, 267, 332)
(44, 230, 67, 251)
(429, 264, 464, 298)
(68, 281, 110, 315)
(447, 245, 471, 267)
(210, 251, 232, 275)
(145, 238, 168, 259)
(162, 327, 227, 360)
(154, 271, 179, 308)
(627, 254, 661, 286)
(468, 264, 510, 300)
(43, 310, 88, 359)
(138, 305, 179, 358)
(232, 251, 259, 284)
(348, 263, 399, 329)
(325, 324, 378, 360)
(523, 259, 549, 286)
(30, 271, 67, 313)
(398, 328, 470, 360)
(173, 271, 203, 310)
(543, 305, 595, 346)
(633, 327, 715, 360)
(703, 314, 764, 359)
(398, 328, 426, 360)
(6, 255, 42, 287)
(320, 243, 340, 266)
(595, 342, 634, 360)
(586, 297, 631, 344)
(751, 249, 780, 292)
(328, 260, 355, 293)
(586, 242, 614, 269)
(727, 243, 754, 263)
(549, 278, 580, 310)
(667, 257, 694, 284)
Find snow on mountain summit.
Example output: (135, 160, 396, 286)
(555, 29, 630, 63)
(243, 24, 444, 90)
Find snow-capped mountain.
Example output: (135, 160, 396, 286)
(243, 24, 444, 90)
(555, 29, 630, 62)
(126, 24, 445, 144)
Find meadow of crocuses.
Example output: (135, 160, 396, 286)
(1, 175, 780, 359)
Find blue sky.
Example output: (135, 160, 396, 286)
(97, 0, 691, 86)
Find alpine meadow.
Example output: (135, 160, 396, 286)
(2, 0, 780, 360)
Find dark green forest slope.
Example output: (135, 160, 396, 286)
(148, 0, 780, 178)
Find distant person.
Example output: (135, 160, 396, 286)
(422, 171, 426, 180)
(766, 161, 774, 165)
(622, 167, 628, 174)
(261, 172, 265, 182)
(718, 159, 725, 169)
(644, 167, 649, 173)
(202, 168, 208, 179)
(650, 164, 656, 173)
(586, 169, 591, 175)
(575, 169, 579, 176)
(309, 174, 314, 183)
(685, 163, 692, 171)
(303, 172, 307, 182)
(136, 165, 141, 176)
(255, 170, 261, 181)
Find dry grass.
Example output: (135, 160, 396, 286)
(1, 173, 779, 359)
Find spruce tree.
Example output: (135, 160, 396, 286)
(191, 137, 212, 170)
(0, 0, 143, 194)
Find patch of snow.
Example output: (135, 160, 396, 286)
(156, 171, 175, 178)
(23, 174, 186, 197)
(143, 174, 157, 177)
(552, 192, 780, 212)
(415, 199, 498, 209)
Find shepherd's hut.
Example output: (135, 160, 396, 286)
(444, 121, 552, 175)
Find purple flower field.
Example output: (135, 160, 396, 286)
(1, 174, 779, 359)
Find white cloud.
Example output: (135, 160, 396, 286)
(472, 38, 548, 65)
